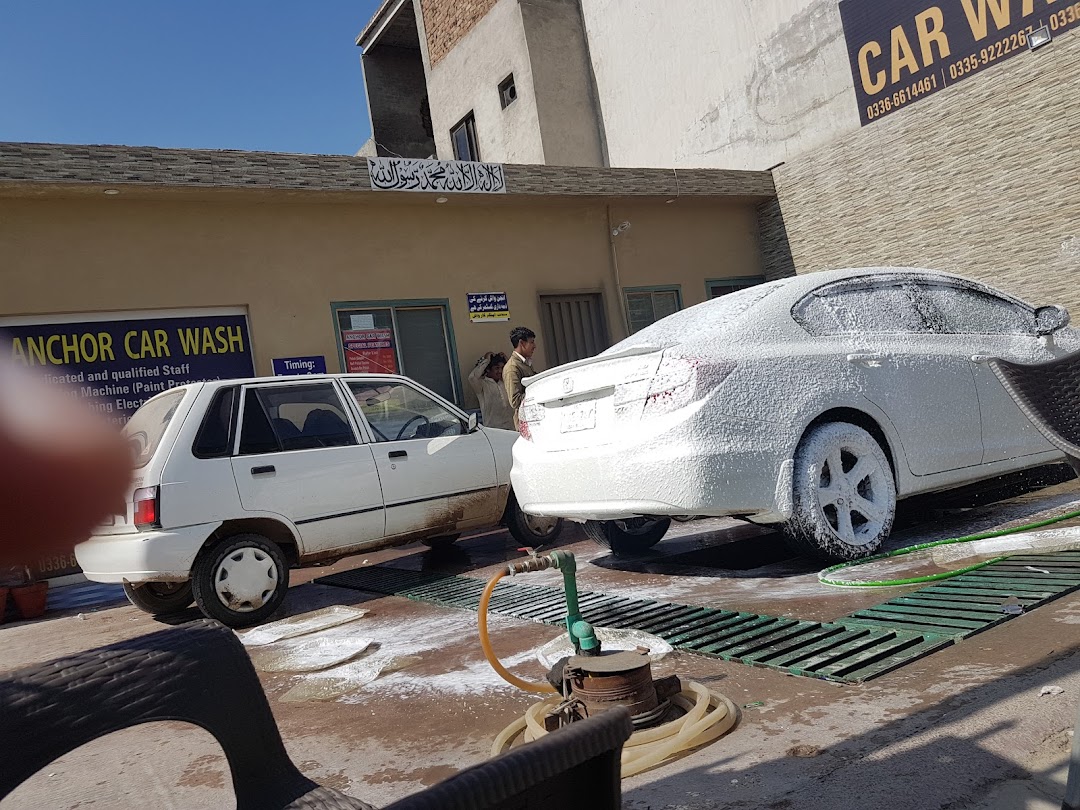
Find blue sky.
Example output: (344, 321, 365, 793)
(0, 1, 384, 155)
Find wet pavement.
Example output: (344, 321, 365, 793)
(4, 470, 1080, 808)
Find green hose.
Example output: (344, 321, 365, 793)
(818, 508, 1080, 587)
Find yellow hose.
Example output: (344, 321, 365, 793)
(492, 682, 738, 777)
(479, 570, 557, 694)
(479, 568, 738, 775)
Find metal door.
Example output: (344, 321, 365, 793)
(539, 293, 610, 367)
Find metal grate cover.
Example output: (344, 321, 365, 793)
(316, 551, 1080, 683)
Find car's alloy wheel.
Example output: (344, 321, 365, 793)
(785, 422, 896, 561)
(123, 581, 194, 616)
(191, 534, 289, 628)
(584, 517, 671, 556)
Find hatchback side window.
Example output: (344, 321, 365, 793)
(917, 283, 1035, 335)
(238, 384, 357, 455)
(793, 283, 930, 336)
(193, 386, 238, 459)
(348, 381, 464, 442)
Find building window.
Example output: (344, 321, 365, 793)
(450, 112, 480, 161)
(625, 287, 682, 334)
(499, 74, 517, 109)
(706, 277, 765, 299)
(333, 300, 460, 404)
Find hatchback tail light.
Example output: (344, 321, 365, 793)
(133, 486, 160, 530)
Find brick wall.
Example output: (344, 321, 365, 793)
(420, 0, 501, 65)
(762, 30, 1080, 310)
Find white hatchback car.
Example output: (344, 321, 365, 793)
(511, 268, 1077, 560)
(75, 374, 562, 627)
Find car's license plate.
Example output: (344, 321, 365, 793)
(560, 401, 596, 433)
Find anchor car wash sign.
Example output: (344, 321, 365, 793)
(0, 308, 255, 427)
(839, 0, 1080, 125)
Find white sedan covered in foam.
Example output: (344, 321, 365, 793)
(511, 268, 1078, 560)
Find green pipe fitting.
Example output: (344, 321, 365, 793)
(548, 551, 600, 655)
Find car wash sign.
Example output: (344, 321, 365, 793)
(840, 0, 1078, 125)
(0, 308, 255, 426)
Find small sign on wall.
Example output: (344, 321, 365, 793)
(272, 356, 327, 376)
(468, 292, 510, 322)
(342, 329, 398, 374)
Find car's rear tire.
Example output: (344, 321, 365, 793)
(422, 533, 461, 549)
(585, 518, 671, 555)
(191, 533, 290, 628)
(504, 492, 564, 546)
(123, 581, 194, 616)
(783, 422, 896, 562)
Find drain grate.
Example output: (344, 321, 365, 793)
(316, 551, 1080, 683)
(844, 551, 1080, 638)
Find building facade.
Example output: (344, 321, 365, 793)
(0, 143, 771, 409)
(358, 0, 1080, 311)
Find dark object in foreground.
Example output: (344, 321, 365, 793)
(987, 348, 1080, 810)
(989, 350, 1080, 476)
(0, 620, 631, 810)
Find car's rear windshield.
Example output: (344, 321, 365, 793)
(124, 388, 186, 469)
(611, 279, 791, 351)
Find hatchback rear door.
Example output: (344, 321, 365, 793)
(230, 380, 385, 556)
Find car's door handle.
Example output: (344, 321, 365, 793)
(250, 465, 276, 475)
(846, 353, 885, 367)
(388, 451, 408, 459)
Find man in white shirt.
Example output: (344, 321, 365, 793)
(468, 352, 515, 431)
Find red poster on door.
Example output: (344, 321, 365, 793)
(342, 329, 398, 374)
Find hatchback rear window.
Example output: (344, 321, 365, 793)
(124, 388, 186, 469)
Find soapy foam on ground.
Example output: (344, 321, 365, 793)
(249, 626, 374, 673)
(238, 605, 370, 647)
(273, 608, 555, 703)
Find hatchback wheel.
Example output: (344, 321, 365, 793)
(784, 422, 896, 561)
(123, 581, 194, 616)
(585, 518, 671, 556)
(504, 491, 564, 546)
(422, 533, 461, 549)
(191, 534, 289, 628)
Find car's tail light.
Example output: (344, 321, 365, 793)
(518, 415, 532, 441)
(518, 401, 544, 444)
(133, 486, 160, 529)
(615, 353, 736, 420)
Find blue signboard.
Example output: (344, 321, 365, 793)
(467, 292, 510, 322)
(0, 311, 255, 426)
(273, 355, 327, 376)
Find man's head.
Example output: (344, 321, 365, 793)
(510, 326, 536, 359)
(485, 353, 507, 382)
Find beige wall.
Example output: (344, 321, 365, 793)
(0, 191, 764, 409)
(763, 29, 1080, 312)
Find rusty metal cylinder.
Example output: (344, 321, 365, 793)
(567, 650, 676, 724)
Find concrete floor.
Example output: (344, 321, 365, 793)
(4, 473, 1080, 809)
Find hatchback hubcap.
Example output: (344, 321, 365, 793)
(214, 548, 279, 612)
(524, 514, 559, 536)
(816, 445, 887, 547)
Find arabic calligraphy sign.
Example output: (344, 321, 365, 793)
(467, 292, 510, 322)
(367, 157, 507, 194)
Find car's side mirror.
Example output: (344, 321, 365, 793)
(467, 412, 479, 433)
(1035, 305, 1071, 336)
